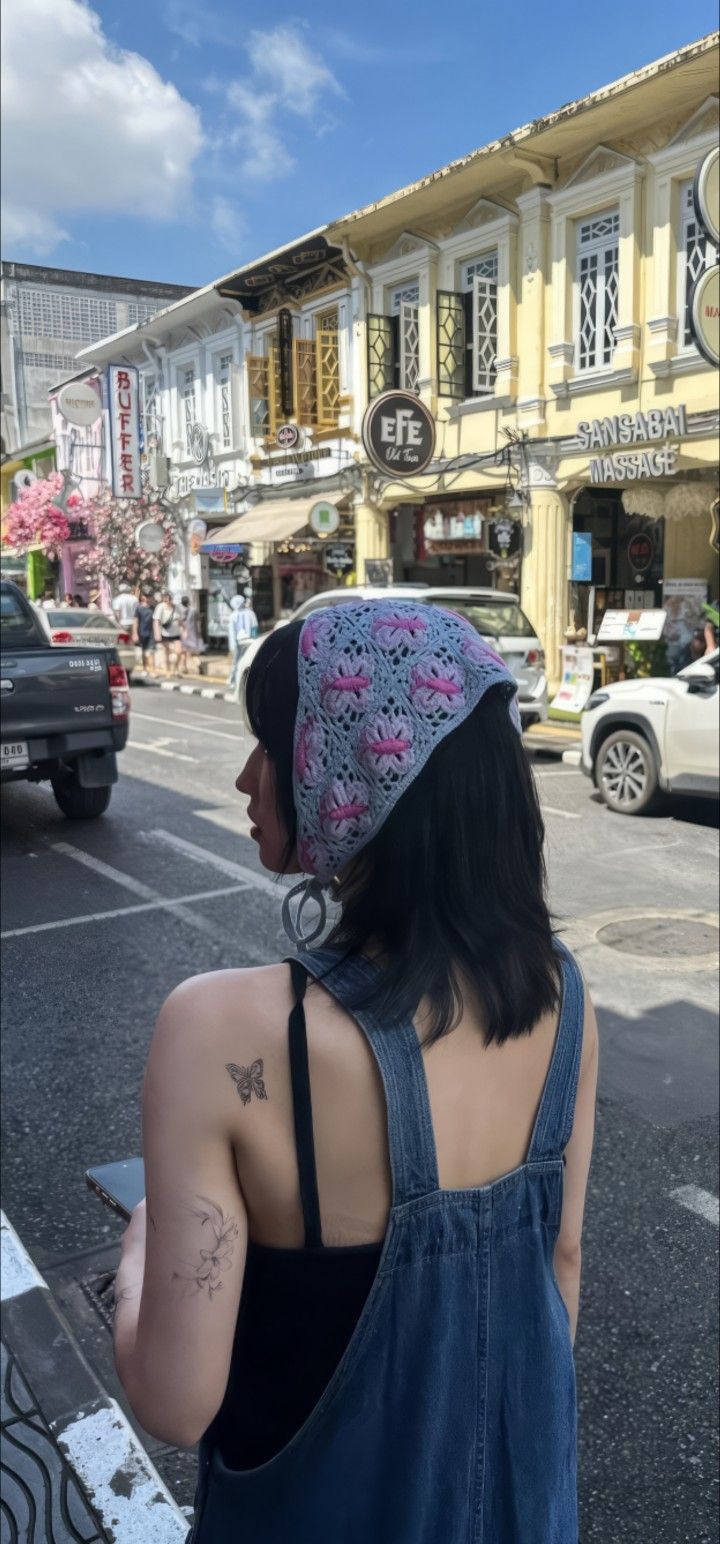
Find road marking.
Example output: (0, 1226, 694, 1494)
(146, 828, 282, 898)
(131, 710, 240, 743)
(172, 708, 237, 724)
(0, 883, 251, 939)
(670, 1186, 719, 1226)
(542, 805, 581, 820)
(533, 767, 584, 778)
(52, 841, 157, 899)
(128, 739, 196, 763)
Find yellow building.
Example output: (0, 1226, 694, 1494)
(329, 33, 719, 683)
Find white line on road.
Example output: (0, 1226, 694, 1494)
(542, 805, 582, 820)
(127, 739, 197, 763)
(146, 828, 282, 898)
(172, 708, 238, 724)
(0, 883, 250, 939)
(670, 1186, 719, 1226)
(131, 710, 241, 743)
(533, 768, 584, 778)
(52, 841, 157, 899)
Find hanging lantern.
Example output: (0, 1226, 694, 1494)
(621, 487, 667, 521)
(662, 482, 717, 523)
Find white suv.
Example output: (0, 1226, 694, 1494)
(581, 650, 719, 813)
(232, 585, 548, 724)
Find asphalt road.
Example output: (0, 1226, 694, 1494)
(1, 686, 718, 1541)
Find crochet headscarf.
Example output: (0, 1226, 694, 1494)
(281, 598, 521, 945)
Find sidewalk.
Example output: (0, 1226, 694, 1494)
(0, 1211, 189, 1544)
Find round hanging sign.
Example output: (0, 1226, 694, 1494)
(627, 533, 653, 574)
(135, 520, 165, 554)
(57, 380, 101, 427)
(694, 146, 720, 247)
(276, 423, 302, 450)
(689, 265, 720, 368)
(361, 391, 436, 478)
(309, 500, 340, 536)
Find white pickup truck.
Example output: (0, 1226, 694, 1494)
(580, 650, 719, 813)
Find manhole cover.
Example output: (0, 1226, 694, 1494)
(596, 916, 719, 958)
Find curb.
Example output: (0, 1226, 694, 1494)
(132, 673, 236, 703)
(1, 1211, 189, 1543)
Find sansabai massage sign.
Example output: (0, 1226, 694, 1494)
(577, 405, 687, 484)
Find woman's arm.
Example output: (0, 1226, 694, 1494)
(114, 979, 247, 1448)
(554, 987, 598, 1345)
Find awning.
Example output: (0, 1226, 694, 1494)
(206, 494, 347, 548)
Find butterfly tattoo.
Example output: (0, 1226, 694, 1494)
(225, 1058, 268, 1106)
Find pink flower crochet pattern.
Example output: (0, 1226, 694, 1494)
(320, 651, 372, 715)
(371, 611, 427, 650)
(360, 711, 414, 777)
(320, 777, 372, 842)
(410, 659, 466, 714)
(294, 716, 325, 787)
(300, 613, 332, 661)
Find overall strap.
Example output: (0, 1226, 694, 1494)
(287, 958, 323, 1249)
(527, 940, 585, 1164)
(293, 949, 439, 1209)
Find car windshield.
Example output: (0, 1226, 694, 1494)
(46, 610, 88, 626)
(425, 597, 536, 639)
(1, 587, 41, 640)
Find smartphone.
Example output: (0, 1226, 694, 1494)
(86, 1157, 146, 1222)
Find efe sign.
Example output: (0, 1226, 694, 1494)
(362, 391, 435, 477)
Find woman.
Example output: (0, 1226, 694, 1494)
(133, 592, 156, 672)
(114, 601, 597, 1543)
(227, 593, 259, 693)
(178, 594, 206, 675)
(153, 590, 181, 675)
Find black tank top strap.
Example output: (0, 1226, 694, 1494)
(287, 958, 323, 1249)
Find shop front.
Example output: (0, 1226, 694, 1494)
(202, 490, 356, 628)
(390, 495, 522, 592)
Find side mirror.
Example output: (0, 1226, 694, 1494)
(685, 670, 717, 695)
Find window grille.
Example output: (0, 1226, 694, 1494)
(217, 353, 233, 448)
(391, 282, 420, 393)
(293, 339, 317, 426)
(575, 211, 619, 371)
(436, 292, 466, 398)
(182, 367, 196, 454)
(678, 178, 717, 348)
(367, 315, 396, 397)
(18, 288, 118, 343)
(316, 309, 340, 426)
(462, 254, 498, 394)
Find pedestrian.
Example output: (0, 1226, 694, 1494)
(72, 593, 85, 608)
(40, 587, 56, 610)
(227, 593, 258, 692)
(133, 592, 156, 672)
(178, 594, 206, 675)
(62, 590, 74, 606)
(112, 581, 139, 629)
(674, 626, 708, 673)
(87, 590, 102, 612)
(114, 600, 597, 1543)
(152, 590, 181, 675)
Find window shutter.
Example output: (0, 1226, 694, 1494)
(316, 326, 341, 426)
(247, 354, 270, 437)
(293, 338, 317, 426)
(436, 291, 466, 399)
(367, 314, 397, 397)
(462, 291, 475, 398)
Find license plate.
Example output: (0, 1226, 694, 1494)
(1, 740, 29, 770)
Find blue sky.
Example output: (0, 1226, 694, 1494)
(1, 0, 717, 288)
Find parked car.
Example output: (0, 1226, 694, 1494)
(38, 607, 137, 678)
(232, 585, 548, 724)
(581, 650, 719, 813)
(1, 581, 130, 819)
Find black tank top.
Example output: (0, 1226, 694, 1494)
(206, 960, 383, 1470)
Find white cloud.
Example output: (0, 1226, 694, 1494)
(1, 0, 203, 255)
(210, 196, 246, 253)
(1, 204, 70, 257)
(225, 24, 344, 182)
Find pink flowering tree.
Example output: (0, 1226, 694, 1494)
(4, 473, 72, 555)
(75, 490, 180, 593)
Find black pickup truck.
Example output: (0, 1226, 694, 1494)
(0, 579, 129, 818)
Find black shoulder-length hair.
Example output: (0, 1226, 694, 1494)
(245, 617, 559, 1046)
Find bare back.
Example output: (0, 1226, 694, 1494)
(205, 962, 583, 1252)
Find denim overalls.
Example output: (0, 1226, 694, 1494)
(190, 941, 582, 1543)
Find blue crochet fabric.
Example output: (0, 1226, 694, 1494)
(292, 600, 521, 884)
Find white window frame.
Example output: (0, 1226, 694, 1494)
(461, 253, 498, 395)
(181, 365, 197, 455)
(390, 280, 420, 393)
(573, 211, 619, 374)
(215, 350, 234, 450)
(436, 203, 518, 410)
(645, 105, 718, 376)
(676, 178, 717, 352)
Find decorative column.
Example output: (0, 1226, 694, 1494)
(354, 500, 390, 580)
(520, 456, 570, 691)
(516, 187, 551, 430)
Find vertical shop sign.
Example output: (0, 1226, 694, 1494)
(107, 364, 141, 497)
(278, 309, 294, 418)
(572, 531, 593, 581)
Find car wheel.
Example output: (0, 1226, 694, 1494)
(51, 767, 112, 820)
(595, 730, 658, 814)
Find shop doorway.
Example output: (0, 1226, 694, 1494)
(571, 488, 665, 638)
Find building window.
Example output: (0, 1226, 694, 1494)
(18, 288, 119, 344)
(247, 338, 281, 438)
(462, 255, 498, 394)
(182, 366, 196, 454)
(216, 353, 233, 449)
(141, 374, 160, 451)
(575, 211, 619, 372)
(391, 282, 420, 393)
(315, 307, 341, 427)
(677, 178, 716, 348)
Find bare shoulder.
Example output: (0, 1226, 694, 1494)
(148, 964, 294, 1109)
